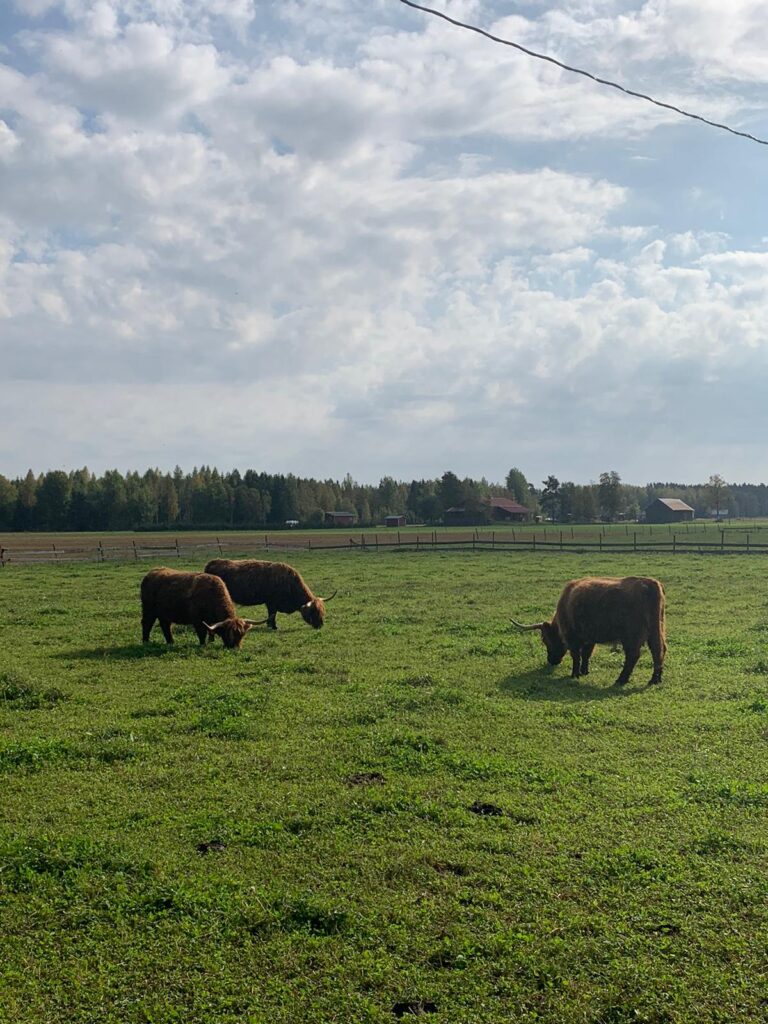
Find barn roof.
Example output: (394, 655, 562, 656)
(650, 498, 694, 512)
(484, 497, 530, 514)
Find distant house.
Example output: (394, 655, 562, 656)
(285, 520, 299, 528)
(443, 506, 472, 526)
(483, 497, 530, 522)
(324, 510, 356, 527)
(385, 515, 406, 527)
(645, 498, 695, 524)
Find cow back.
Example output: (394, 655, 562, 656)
(555, 576, 664, 645)
(204, 558, 313, 611)
(142, 567, 235, 624)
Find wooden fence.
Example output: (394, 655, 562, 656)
(2, 528, 768, 566)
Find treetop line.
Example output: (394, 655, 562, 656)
(0, 468, 752, 532)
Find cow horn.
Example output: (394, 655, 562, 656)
(317, 590, 338, 602)
(510, 618, 545, 632)
(243, 617, 269, 626)
(203, 620, 225, 632)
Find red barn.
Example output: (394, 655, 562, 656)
(483, 497, 530, 522)
(385, 515, 406, 527)
(324, 510, 356, 527)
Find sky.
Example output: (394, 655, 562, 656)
(2, 0, 768, 486)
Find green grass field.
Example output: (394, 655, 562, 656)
(2, 549, 768, 1023)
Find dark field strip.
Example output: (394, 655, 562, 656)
(2, 550, 768, 1022)
(4, 522, 768, 564)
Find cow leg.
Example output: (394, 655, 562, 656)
(267, 607, 278, 630)
(159, 619, 174, 645)
(614, 645, 641, 686)
(142, 613, 156, 643)
(580, 643, 595, 676)
(647, 635, 666, 685)
(195, 623, 209, 646)
(569, 649, 581, 679)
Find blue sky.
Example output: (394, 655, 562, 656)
(2, 0, 768, 485)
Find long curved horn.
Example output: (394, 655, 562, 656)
(510, 618, 545, 632)
(317, 590, 338, 602)
(243, 617, 269, 626)
(203, 620, 225, 632)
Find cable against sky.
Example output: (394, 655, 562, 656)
(398, 0, 768, 147)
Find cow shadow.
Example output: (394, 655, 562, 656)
(499, 666, 650, 702)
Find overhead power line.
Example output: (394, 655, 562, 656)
(398, 0, 768, 147)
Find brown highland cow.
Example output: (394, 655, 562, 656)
(140, 567, 264, 648)
(511, 576, 667, 686)
(204, 558, 336, 630)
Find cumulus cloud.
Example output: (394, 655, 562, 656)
(1, 0, 768, 482)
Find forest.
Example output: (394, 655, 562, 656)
(0, 466, 763, 532)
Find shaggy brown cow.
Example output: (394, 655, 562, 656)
(140, 567, 264, 648)
(511, 576, 666, 686)
(203, 558, 336, 630)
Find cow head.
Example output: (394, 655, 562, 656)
(203, 617, 264, 648)
(300, 590, 337, 629)
(510, 618, 567, 666)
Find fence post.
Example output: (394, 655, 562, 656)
(599, 534, 602, 552)
(0, 546, 5, 567)
(492, 531, 495, 550)
(265, 534, 269, 551)
(52, 543, 58, 562)
(633, 532, 637, 552)
(397, 530, 401, 547)
(98, 540, 104, 563)
(673, 535, 676, 555)
(747, 534, 751, 554)
(133, 540, 138, 561)
(560, 530, 563, 551)
(376, 533, 379, 551)
(175, 538, 181, 559)
(217, 536, 223, 555)
(533, 534, 536, 553)
(721, 531, 725, 554)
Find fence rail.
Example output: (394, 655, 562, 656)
(2, 529, 768, 566)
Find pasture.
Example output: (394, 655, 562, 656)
(1, 548, 768, 1023)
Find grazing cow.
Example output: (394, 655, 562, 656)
(140, 567, 264, 648)
(511, 576, 666, 686)
(203, 558, 336, 630)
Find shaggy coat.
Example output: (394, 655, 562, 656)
(141, 567, 257, 648)
(204, 558, 329, 630)
(513, 576, 667, 686)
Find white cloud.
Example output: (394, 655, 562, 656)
(1, 1, 768, 482)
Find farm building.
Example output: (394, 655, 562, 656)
(483, 497, 530, 522)
(645, 498, 695, 524)
(443, 507, 473, 526)
(384, 515, 406, 527)
(324, 511, 356, 527)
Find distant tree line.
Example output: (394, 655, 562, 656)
(0, 465, 761, 532)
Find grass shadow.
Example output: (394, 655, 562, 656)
(499, 667, 648, 702)
(53, 643, 183, 661)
